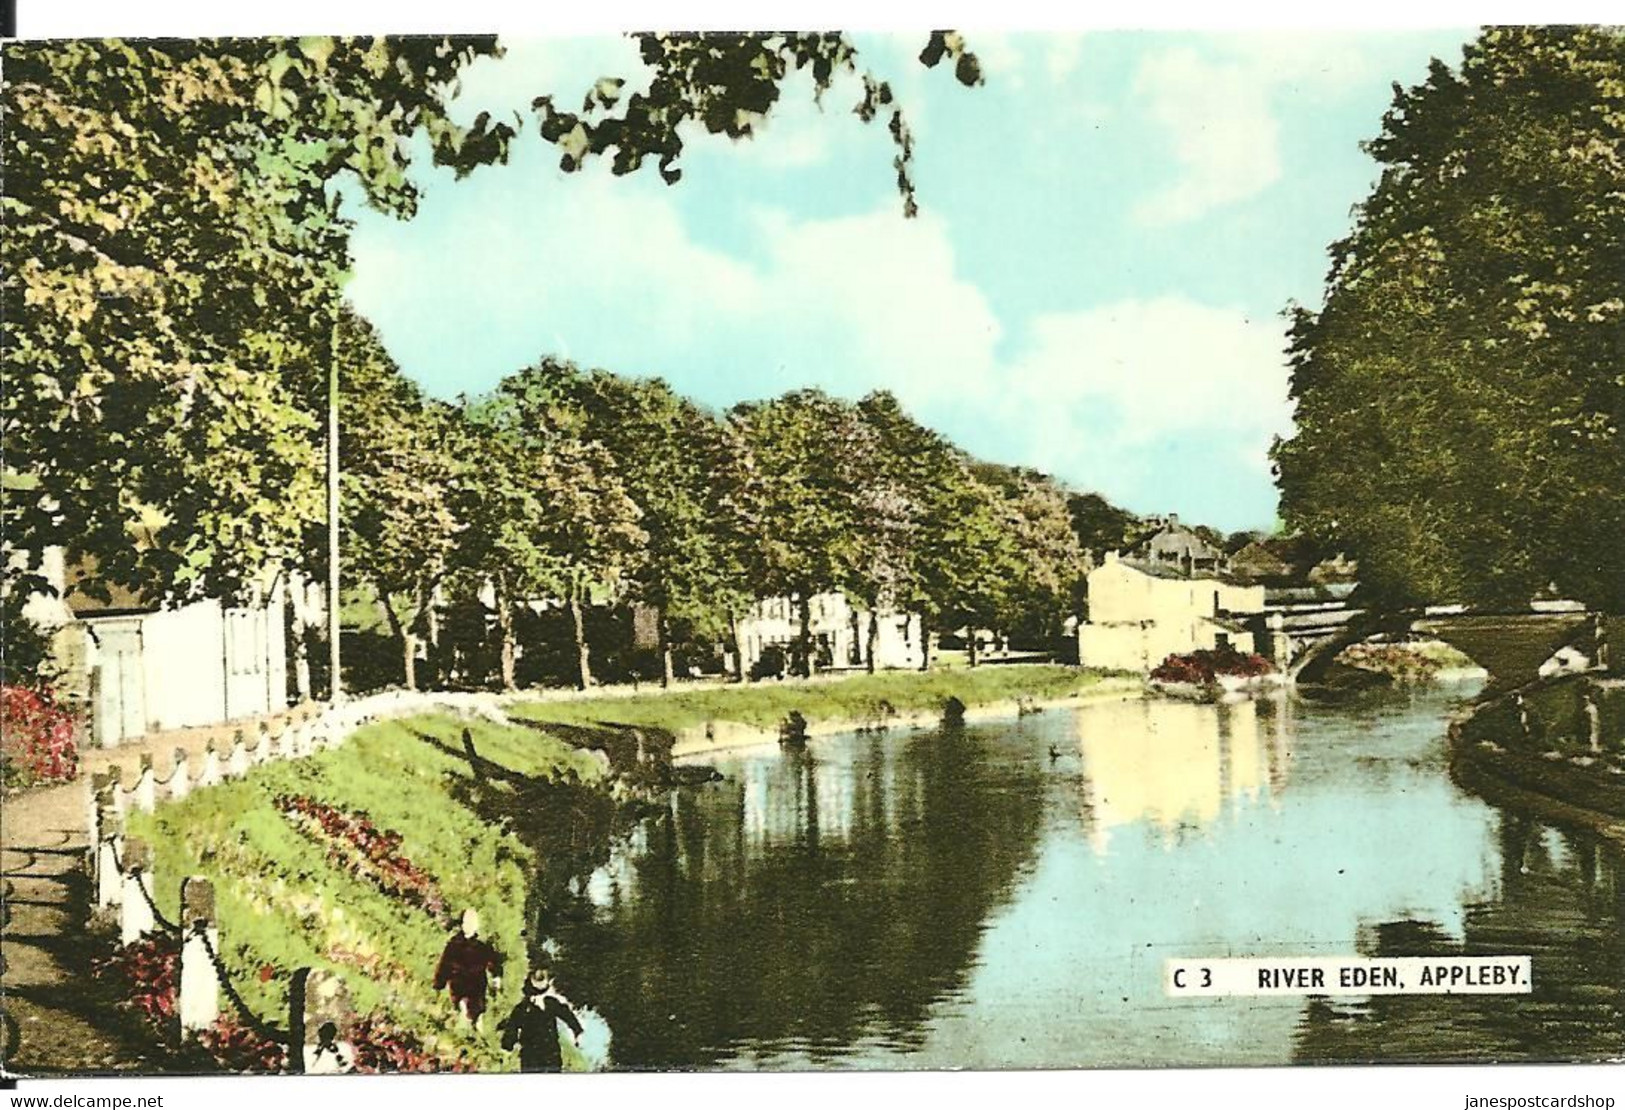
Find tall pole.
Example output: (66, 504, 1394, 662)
(327, 308, 344, 703)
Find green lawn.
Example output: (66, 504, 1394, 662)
(508, 664, 1126, 735)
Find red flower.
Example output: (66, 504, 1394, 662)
(1, 685, 80, 790)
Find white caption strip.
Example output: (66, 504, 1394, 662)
(1164, 956, 1533, 997)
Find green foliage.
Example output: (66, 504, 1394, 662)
(125, 713, 604, 1071)
(1, 36, 506, 603)
(2, 32, 975, 611)
(530, 31, 983, 217)
(1066, 492, 1150, 558)
(339, 313, 465, 687)
(972, 463, 1089, 642)
(0, 588, 62, 689)
(1274, 27, 1625, 611)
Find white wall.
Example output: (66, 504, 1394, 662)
(139, 601, 230, 731)
(736, 593, 924, 673)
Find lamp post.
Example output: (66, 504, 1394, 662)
(327, 306, 344, 703)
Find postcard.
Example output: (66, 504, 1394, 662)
(2, 10, 1621, 1094)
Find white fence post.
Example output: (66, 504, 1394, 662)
(275, 722, 296, 761)
(133, 754, 157, 814)
(200, 740, 223, 787)
(119, 838, 156, 946)
(227, 730, 250, 778)
(297, 967, 357, 1074)
(96, 812, 124, 911)
(86, 771, 112, 877)
(179, 876, 221, 1034)
(107, 766, 128, 820)
(170, 747, 192, 802)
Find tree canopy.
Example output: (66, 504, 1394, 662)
(1, 31, 980, 607)
(1272, 26, 1625, 612)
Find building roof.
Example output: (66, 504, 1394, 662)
(63, 555, 160, 616)
(1130, 515, 1227, 569)
(1097, 553, 1249, 587)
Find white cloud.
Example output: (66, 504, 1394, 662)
(924, 297, 1292, 520)
(349, 153, 1286, 525)
(346, 139, 998, 407)
(1129, 33, 1401, 226)
(1046, 34, 1089, 83)
(1130, 47, 1282, 227)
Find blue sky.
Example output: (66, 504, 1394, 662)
(345, 29, 1475, 532)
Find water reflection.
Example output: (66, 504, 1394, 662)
(551, 729, 1048, 1069)
(1075, 698, 1282, 853)
(1293, 814, 1625, 1063)
(546, 683, 1622, 1069)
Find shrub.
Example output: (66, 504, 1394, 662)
(1151, 648, 1273, 687)
(352, 1015, 473, 1074)
(197, 1017, 287, 1073)
(1, 685, 79, 789)
(93, 933, 181, 1026)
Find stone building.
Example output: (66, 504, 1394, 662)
(1076, 552, 1266, 672)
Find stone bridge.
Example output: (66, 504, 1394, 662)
(1256, 586, 1601, 689)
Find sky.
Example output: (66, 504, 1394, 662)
(343, 29, 1477, 533)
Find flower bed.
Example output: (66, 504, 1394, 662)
(93, 934, 181, 1027)
(1151, 648, 1274, 688)
(274, 794, 448, 921)
(1, 685, 79, 790)
(93, 932, 469, 1073)
(1338, 642, 1446, 682)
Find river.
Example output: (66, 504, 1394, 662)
(547, 681, 1625, 1069)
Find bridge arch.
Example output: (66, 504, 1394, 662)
(1282, 609, 1595, 689)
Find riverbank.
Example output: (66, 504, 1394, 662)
(505, 666, 1140, 759)
(115, 711, 620, 1073)
(1451, 673, 1625, 837)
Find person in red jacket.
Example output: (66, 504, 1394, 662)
(433, 908, 504, 1030)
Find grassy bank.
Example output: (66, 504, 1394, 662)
(509, 664, 1125, 736)
(123, 713, 612, 1072)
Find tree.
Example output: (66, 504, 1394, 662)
(2, 32, 980, 611)
(916, 463, 1021, 668)
(532, 31, 983, 218)
(478, 361, 646, 690)
(456, 405, 552, 691)
(1, 37, 512, 605)
(975, 464, 1088, 648)
(1274, 27, 1625, 612)
(705, 419, 775, 683)
(726, 391, 870, 676)
(1066, 492, 1147, 560)
(558, 372, 726, 686)
(337, 314, 463, 690)
(846, 392, 967, 671)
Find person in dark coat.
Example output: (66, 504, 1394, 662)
(500, 966, 584, 1073)
(433, 908, 504, 1030)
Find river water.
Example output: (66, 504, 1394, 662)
(549, 682, 1625, 1069)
